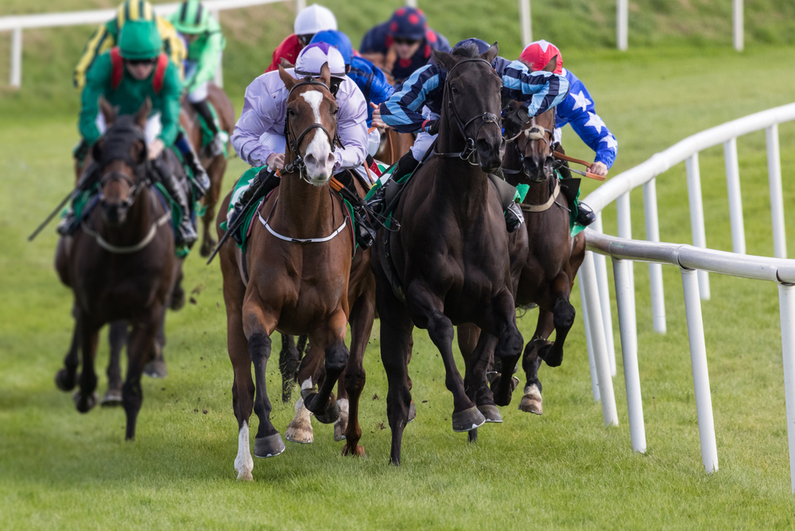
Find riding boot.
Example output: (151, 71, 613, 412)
(575, 202, 596, 226)
(154, 162, 197, 246)
(487, 172, 525, 233)
(227, 167, 280, 245)
(390, 151, 420, 182)
(193, 100, 227, 158)
(176, 132, 210, 200)
(57, 161, 101, 236)
(334, 171, 376, 249)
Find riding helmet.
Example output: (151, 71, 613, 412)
(116, 0, 155, 29)
(310, 30, 353, 67)
(388, 7, 427, 41)
(172, 0, 211, 34)
(294, 4, 337, 36)
(118, 20, 163, 60)
(294, 42, 347, 78)
(519, 40, 563, 74)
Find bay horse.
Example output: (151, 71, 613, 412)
(459, 106, 585, 417)
(54, 99, 180, 440)
(180, 84, 235, 258)
(372, 44, 525, 465)
(217, 64, 371, 480)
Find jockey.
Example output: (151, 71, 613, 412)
(264, 4, 337, 73)
(516, 39, 618, 226)
(73, 0, 185, 90)
(359, 7, 451, 84)
(309, 30, 395, 156)
(170, 0, 228, 157)
(63, 20, 197, 245)
(375, 38, 570, 231)
(228, 43, 375, 247)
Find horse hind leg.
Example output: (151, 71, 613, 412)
(122, 306, 162, 440)
(303, 311, 350, 425)
(518, 311, 553, 415)
(489, 289, 525, 407)
(285, 396, 314, 444)
(538, 275, 576, 368)
(143, 310, 168, 379)
(278, 334, 300, 403)
(55, 307, 80, 392)
(200, 157, 225, 258)
(341, 294, 375, 456)
(101, 320, 127, 406)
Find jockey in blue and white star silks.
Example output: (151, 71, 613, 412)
(519, 39, 617, 178)
(374, 37, 569, 184)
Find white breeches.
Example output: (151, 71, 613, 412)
(96, 111, 162, 145)
(409, 108, 440, 161)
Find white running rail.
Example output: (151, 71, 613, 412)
(0, 0, 306, 88)
(579, 102, 795, 491)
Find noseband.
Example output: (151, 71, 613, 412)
(98, 171, 145, 209)
(504, 116, 555, 179)
(436, 58, 502, 165)
(283, 78, 340, 183)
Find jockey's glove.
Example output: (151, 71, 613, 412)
(503, 105, 530, 139)
(422, 120, 440, 136)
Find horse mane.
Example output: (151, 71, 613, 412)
(452, 43, 479, 59)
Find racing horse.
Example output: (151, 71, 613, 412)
(372, 43, 525, 465)
(459, 105, 585, 417)
(54, 99, 181, 441)
(180, 83, 235, 258)
(218, 64, 371, 480)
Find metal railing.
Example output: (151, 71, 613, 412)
(579, 102, 795, 491)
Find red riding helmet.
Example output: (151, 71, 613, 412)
(519, 40, 563, 74)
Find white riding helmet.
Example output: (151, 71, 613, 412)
(295, 42, 347, 78)
(294, 4, 337, 35)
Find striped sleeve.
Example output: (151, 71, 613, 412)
(379, 64, 443, 133)
(73, 23, 112, 89)
(499, 60, 570, 117)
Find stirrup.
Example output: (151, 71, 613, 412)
(57, 212, 77, 236)
(575, 203, 596, 226)
(206, 133, 226, 158)
(505, 202, 525, 233)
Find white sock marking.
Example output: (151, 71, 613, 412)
(234, 421, 254, 480)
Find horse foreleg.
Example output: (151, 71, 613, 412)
(199, 158, 225, 258)
(101, 320, 127, 406)
(143, 307, 168, 379)
(74, 310, 100, 413)
(122, 306, 161, 441)
(55, 306, 80, 392)
(519, 311, 554, 415)
(539, 274, 575, 368)
(341, 294, 375, 456)
(486, 289, 525, 407)
(303, 310, 349, 425)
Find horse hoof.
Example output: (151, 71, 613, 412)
(334, 418, 348, 441)
(342, 443, 365, 457)
(199, 241, 213, 258)
(539, 344, 563, 367)
(254, 433, 285, 458)
(490, 376, 514, 407)
(100, 389, 122, 407)
(169, 283, 185, 311)
(407, 401, 417, 423)
(143, 359, 168, 379)
(285, 421, 314, 444)
(304, 393, 339, 424)
(55, 369, 76, 392)
(452, 406, 486, 432)
(478, 404, 503, 423)
(519, 385, 543, 415)
(73, 391, 98, 413)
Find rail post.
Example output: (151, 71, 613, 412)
(724, 138, 746, 255)
(778, 282, 795, 493)
(766, 124, 787, 259)
(644, 178, 666, 333)
(592, 214, 616, 376)
(681, 268, 719, 473)
(613, 257, 646, 452)
(581, 251, 619, 426)
(686, 153, 710, 300)
(733, 0, 743, 52)
(579, 275, 600, 402)
(295, 0, 307, 12)
(616, 0, 627, 51)
(519, 0, 531, 45)
(10, 27, 22, 88)
(212, 11, 223, 87)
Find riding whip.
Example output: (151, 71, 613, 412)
(28, 189, 79, 241)
(551, 152, 606, 181)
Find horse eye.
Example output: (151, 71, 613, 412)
(287, 108, 296, 117)
(451, 85, 459, 95)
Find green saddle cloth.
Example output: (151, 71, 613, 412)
(196, 102, 228, 158)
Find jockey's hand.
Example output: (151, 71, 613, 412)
(588, 161, 608, 177)
(148, 139, 165, 161)
(267, 152, 285, 171)
(503, 105, 530, 139)
(370, 102, 387, 131)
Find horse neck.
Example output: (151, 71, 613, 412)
(97, 187, 157, 247)
(274, 171, 336, 238)
(524, 176, 556, 206)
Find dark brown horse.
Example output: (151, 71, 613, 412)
(372, 44, 525, 465)
(54, 100, 181, 440)
(180, 84, 235, 258)
(460, 106, 585, 416)
(218, 65, 371, 480)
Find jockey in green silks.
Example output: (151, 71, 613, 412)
(170, 0, 228, 157)
(61, 20, 199, 245)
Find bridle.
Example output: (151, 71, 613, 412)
(282, 77, 341, 183)
(503, 115, 555, 180)
(98, 171, 146, 210)
(435, 58, 502, 165)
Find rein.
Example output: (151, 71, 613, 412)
(434, 58, 501, 165)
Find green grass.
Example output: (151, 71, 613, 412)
(3, 1, 795, 528)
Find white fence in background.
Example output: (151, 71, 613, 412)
(579, 102, 795, 491)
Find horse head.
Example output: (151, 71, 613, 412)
(512, 104, 555, 183)
(92, 97, 150, 226)
(279, 64, 339, 185)
(434, 43, 504, 173)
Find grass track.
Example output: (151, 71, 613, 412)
(3, 13, 795, 531)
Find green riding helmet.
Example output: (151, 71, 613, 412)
(172, 0, 211, 34)
(118, 19, 163, 60)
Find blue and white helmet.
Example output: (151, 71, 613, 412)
(294, 42, 347, 78)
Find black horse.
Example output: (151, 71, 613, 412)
(372, 43, 525, 465)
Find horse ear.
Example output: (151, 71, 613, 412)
(542, 55, 558, 72)
(99, 96, 117, 125)
(135, 98, 151, 129)
(433, 50, 455, 71)
(279, 57, 295, 69)
(279, 65, 296, 91)
(480, 42, 499, 64)
(318, 62, 331, 89)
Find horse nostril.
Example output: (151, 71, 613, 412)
(305, 153, 316, 166)
(326, 153, 335, 166)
